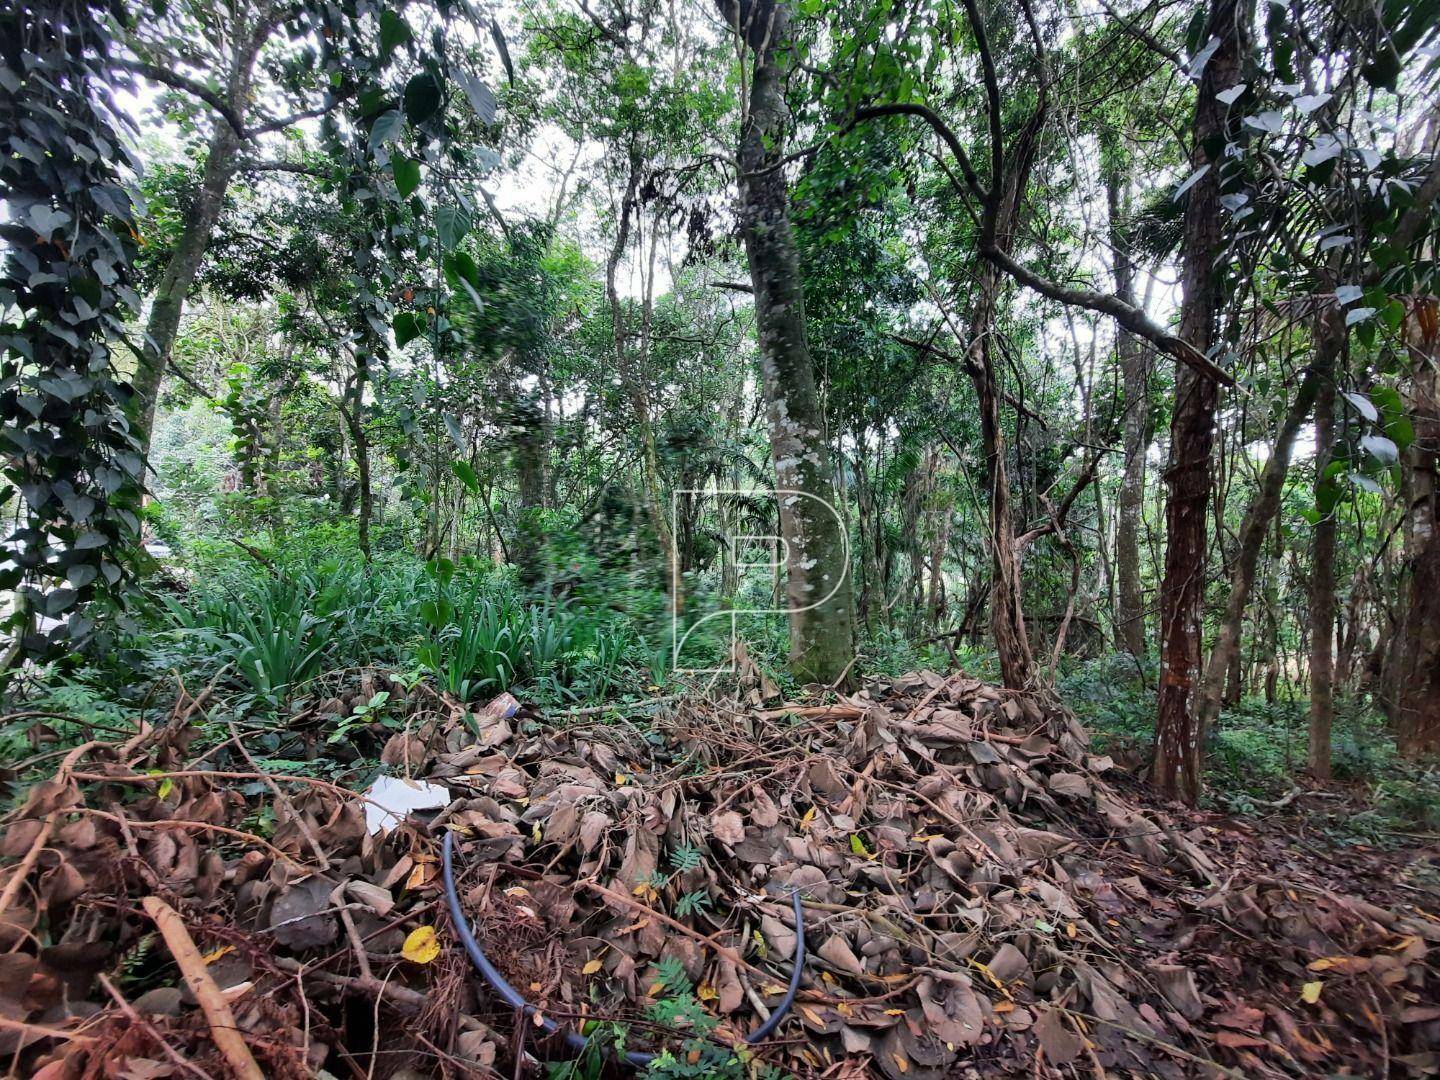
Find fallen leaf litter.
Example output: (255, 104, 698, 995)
(1, 668, 1436, 1077)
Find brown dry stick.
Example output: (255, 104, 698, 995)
(141, 896, 265, 1080)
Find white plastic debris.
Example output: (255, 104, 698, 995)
(362, 776, 450, 835)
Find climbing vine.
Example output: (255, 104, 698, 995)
(0, 0, 145, 675)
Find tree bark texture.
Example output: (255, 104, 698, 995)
(1154, 0, 1245, 804)
(1386, 298, 1440, 756)
(728, 0, 856, 685)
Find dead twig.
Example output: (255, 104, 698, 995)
(142, 896, 266, 1080)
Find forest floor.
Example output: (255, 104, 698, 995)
(2, 667, 1437, 1080)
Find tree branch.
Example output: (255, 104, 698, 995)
(890, 333, 1050, 429)
(242, 159, 331, 178)
(114, 59, 248, 139)
(850, 103, 987, 202)
(957, 0, 1005, 190)
(981, 244, 1236, 385)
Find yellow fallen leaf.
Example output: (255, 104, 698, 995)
(402, 925, 441, 964)
(892, 1052, 909, 1073)
(1302, 981, 1323, 1004)
(800, 806, 817, 831)
(697, 981, 718, 1001)
(202, 945, 234, 965)
(406, 861, 435, 891)
(615, 773, 630, 786)
(582, 959, 604, 975)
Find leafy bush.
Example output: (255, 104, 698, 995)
(174, 576, 336, 705)
(416, 564, 526, 702)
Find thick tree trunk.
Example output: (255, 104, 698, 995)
(1154, 0, 1244, 804)
(728, 0, 856, 685)
(132, 121, 243, 455)
(1386, 299, 1440, 755)
(1195, 366, 1321, 740)
(1107, 172, 1148, 656)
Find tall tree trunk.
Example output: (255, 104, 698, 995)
(1107, 172, 1148, 656)
(971, 261, 1034, 688)
(1195, 366, 1321, 740)
(1308, 310, 1343, 778)
(1154, 0, 1245, 804)
(726, 0, 856, 685)
(131, 28, 268, 457)
(1386, 299, 1440, 755)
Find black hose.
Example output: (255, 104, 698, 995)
(441, 830, 805, 1069)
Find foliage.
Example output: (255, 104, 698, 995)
(0, 4, 146, 675)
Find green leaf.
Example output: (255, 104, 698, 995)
(452, 460, 480, 492)
(368, 109, 405, 152)
(453, 69, 496, 124)
(379, 10, 412, 59)
(404, 72, 443, 125)
(1360, 434, 1398, 466)
(393, 312, 422, 347)
(392, 155, 421, 198)
(435, 204, 472, 250)
(444, 250, 480, 288)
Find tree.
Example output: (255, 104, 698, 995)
(120, 0, 311, 455)
(1151, 0, 1248, 804)
(1105, 163, 1149, 657)
(722, 0, 856, 684)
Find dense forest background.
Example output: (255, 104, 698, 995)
(9, 0, 1436, 807)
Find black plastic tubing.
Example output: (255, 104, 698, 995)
(440, 829, 805, 1069)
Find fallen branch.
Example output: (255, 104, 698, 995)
(142, 896, 265, 1080)
(0, 740, 97, 918)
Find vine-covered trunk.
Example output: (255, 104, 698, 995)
(728, 0, 855, 685)
(971, 261, 1034, 689)
(339, 357, 373, 558)
(1154, 0, 1244, 804)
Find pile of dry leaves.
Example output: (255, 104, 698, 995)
(1, 668, 1436, 1078)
